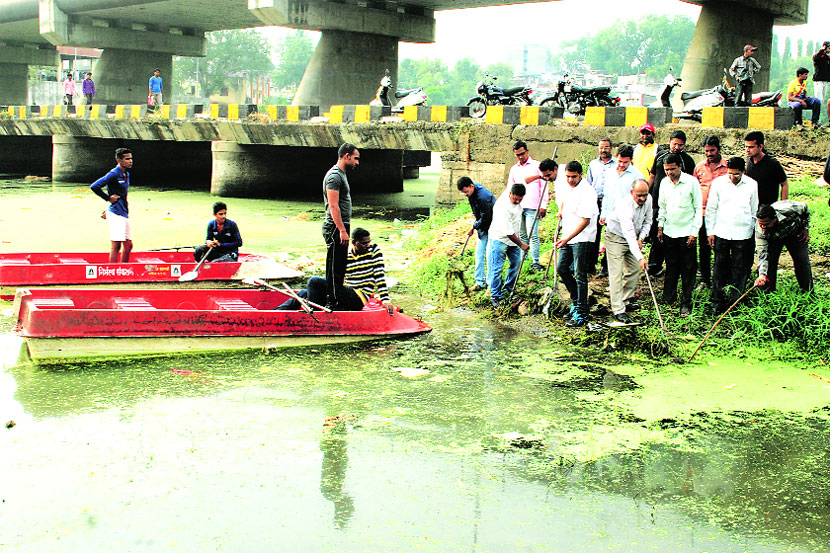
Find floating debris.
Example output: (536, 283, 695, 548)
(5, 420, 16, 429)
(391, 367, 430, 378)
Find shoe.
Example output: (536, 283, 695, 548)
(491, 299, 501, 309)
(614, 313, 631, 323)
(566, 313, 587, 327)
(531, 262, 544, 272)
(562, 304, 577, 320)
(625, 301, 640, 312)
(680, 306, 692, 317)
(471, 284, 484, 292)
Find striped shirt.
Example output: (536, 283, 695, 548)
(345, 243, 390, 303)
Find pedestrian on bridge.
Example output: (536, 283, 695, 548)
(149, 68, 163, 112)
(63, 73, 75, 106)
(82, 72, 95, 105)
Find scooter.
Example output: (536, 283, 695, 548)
(466, 74, 533, 118)
(370, 69, 428, 111)
(672, 69, 782, 121)
(658, 68, 681, 108)
(538, 73, 620, 116)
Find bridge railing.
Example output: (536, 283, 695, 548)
(0, 103, 793, 130)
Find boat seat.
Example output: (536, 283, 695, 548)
(136, 257, 165, 263)
(214, 298, 258, 311)
(113, 298, 157, 310)
(31, 298, 75, 308)
(0, 259, 31, 265)
(58, 257, 90, 264)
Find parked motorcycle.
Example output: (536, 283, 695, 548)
(538, 73, 620, 116)
(370, 69, 428, 111)
(466, 74, 533, 118)
(659, 68, 681, 108)
(672, 69, 782, 121)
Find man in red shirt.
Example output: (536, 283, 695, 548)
(692, 135, 729, 287)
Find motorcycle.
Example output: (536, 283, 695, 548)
(466, 74, 533, 118)
(369, 69, 428, 111)
(658, 67, 681, 108)
(673, 69, 782, 121)
(538, 73, 620, 116)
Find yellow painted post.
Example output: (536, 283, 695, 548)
(176, 104, 187, 119)
(747, 107, 775, 130)
(130, 105, 142, 119)
(18, 106, 27, 119)
(208, 104, 218, 119)
(624, 106, 648, 128)
(6, 106, 12, 117)
(160, 104, 171, 119)
(265, 105, 278, 120)
(355, 105, 371, 123)
(329, 105, 344, 124)
(76, 105, 86, 118)
(228, 104, 239, 120)
(583, 106, 606, 126)
(286, 105, 299, 122)
(700, 107, 725, 128)
(40, 105, 48, 118)
(485, 105, 504, 124)
(400, 105, 418, 121)
(114, 105, 125, 119)
(520, 105, 540, 125)
(431, 105, 447, 122)
(90, 105, 101, 119)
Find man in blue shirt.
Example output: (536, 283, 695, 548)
(457, 176, 496, 291)
(194, 202, 243, 262)
(148, 68, 163, 112)
(90, 148, 133, 262)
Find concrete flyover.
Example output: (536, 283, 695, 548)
(1, 110, 828, 207)
(0, 1, 809, 109)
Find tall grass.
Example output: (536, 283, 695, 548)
(788, 175, 830, 255)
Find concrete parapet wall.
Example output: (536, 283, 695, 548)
(701, 107, 794, 130)
(584, 106, 672, 128)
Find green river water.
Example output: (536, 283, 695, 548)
(1, 173, 828, 552)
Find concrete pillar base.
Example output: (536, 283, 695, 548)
(680, 1, 773, 98)
(0, 136, 52, 176)
(93, 49, 173, 106)
(403, 166, 420, 179)
(211, 142, 404, 198)
(0, 63, 30, 105)
(293, 30, 398, 111)
(52, 136, 210, 186)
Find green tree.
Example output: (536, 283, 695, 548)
(273, 30, 314, 89)
(782, 36, 792, 61)
(174, 29, 273, 98)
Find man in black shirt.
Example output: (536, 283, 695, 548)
(323, 143, 360, 308)
(745, 131, 788, 206)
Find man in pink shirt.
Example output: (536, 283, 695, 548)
(507, 140, 549, 271)
(692, 135, 729, 287)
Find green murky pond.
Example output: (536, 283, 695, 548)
(1, 174, 829, 552)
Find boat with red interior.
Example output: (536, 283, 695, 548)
(0, 251, 301, 299)
(13, 287, 432, 364)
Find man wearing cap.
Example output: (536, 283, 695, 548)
(812, 41, 830, 125)
(633, 123, 658, 181)
(730, 45, 761, 107)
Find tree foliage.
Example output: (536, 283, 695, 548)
(174, 30, 273, 98)
(273, 30, 315, 89)
(397, 58, 514, 106)
(554, 15, 695, 78)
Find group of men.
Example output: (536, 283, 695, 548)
(457, 128, 814, 327)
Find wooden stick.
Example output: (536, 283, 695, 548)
(458, 233, 472, 257)
(242, 278, 332, 313)
(644, 269, 665, 334)
(280, 282, 317, 316)
(688, 284, 758, 363)
(543, 216, 560, 282)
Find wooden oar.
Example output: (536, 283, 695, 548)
(644, 269, 665, 334)
(242, 277, 332, 313)
(178, 246, 212, 282)
(687, 284, 758, 363)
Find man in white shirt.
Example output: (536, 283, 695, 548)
(705, 157, 759, 315)
(585, 137, 616, 275)
(487, 183, 529, 308)
(599, 144, 644, 225)
(604, 179, 652, 323)
(555, 161, 599, 327)
(657, 153, 703, 316)
(507, 140, 548, 271)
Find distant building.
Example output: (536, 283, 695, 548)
(507, 44, 553, 76)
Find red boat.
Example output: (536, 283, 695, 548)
(13, 288, 432, 364)
(0, 251, 302, 299)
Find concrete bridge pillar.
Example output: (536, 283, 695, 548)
(0, 43, 60, 105)
(93, 49, 173, 107)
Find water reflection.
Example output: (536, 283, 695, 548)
(320, 416, 354, 530)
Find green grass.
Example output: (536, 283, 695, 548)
(788, 174, 830, 255)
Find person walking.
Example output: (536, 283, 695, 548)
(62, 73, 75, 106)
(82, 72, 95, 105)
(148, 68, 163, 112)
(323, 143, 360, 309)
(812, 41, 830, 125)
(730, 44, 761, 106)
(457, 176, 496, 292)
(705, 157, 758, 316)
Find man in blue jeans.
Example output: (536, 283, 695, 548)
(487, 183, 529, 308)
(457, 177, 495, 292)
(788, 67, 822, 128)
(555, 161, 598, 327)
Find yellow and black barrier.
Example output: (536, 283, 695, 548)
(113, 105, 148, 119)
(482, 105, 565, 125)
(328, 105, 390, 123)
(398, 105, 469, 122)
(583, 106, 671, 127)
(700, 107, 794, 130)
(262, 105, 320, 122)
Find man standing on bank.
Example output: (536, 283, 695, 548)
(323, 143, 360, 309)
(605, 179, 652, 324)
(754, 202, 813, 293)
(458, 176, 496, 292)
(812, 41, 830, 126)
(730, 44, 761, 106)
(90, 148, 133, 263)
(693, 135, 729, 288)
(507, 140, 548, 271)
(705, 157, 758, 316)
(586, 137, 616, 276)
(745, 131, 788, 206)
(487, 183, 529, 308)
(657, 153, 702, 317)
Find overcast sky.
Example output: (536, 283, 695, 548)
(263, 0, 830, 67)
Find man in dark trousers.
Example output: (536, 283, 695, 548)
(745, 131, 788, 206)
(754, 202, 813, 293)
(323, 143, 360, 309)
(458, 176, 496, 292)
(193, 201, 242, 262)
(812, 41, 830, 126)
(647, 130, 695, 276)
(729, 44, 761, 106)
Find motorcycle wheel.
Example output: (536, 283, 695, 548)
(467, 97, 487, 118)
(539, 97, 557, 107)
